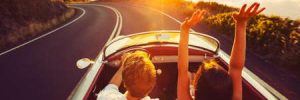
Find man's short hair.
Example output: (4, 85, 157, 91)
(122, 50, 156, 98)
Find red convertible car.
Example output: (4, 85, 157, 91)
(68, 30, 286, 100)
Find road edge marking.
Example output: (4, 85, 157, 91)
(0, 7, 86, 56)
(144, 7, 195, 32)
(67, 4, 123, 100)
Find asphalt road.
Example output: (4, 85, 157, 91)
(0, 5, 116, 100)
(0, 3, 183, 100)
(0, 1, 298, 99)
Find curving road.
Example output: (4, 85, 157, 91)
(0, 3, 184, 100)
(0, 5, 116, 100)
(0, 1, 298, 99)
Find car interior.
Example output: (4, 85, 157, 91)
(85, 45, 266, 100)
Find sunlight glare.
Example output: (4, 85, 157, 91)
(185, 0, 201, 3)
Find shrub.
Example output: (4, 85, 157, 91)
(203, 5, 300, 69)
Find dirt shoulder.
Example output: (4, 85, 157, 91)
(0, 1, 77, 53)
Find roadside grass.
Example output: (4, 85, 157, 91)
(0, 8, 76, 52)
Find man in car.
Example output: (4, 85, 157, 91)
(97, 50, 157, 100)
(177, 2, 265, 100)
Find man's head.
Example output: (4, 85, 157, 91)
(194, 59, 233, 100)
(122, 50, 156, 98)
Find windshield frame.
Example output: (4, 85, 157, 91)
(103, 30, 220, 58)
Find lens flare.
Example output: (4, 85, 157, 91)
(185, 0, 201, 3)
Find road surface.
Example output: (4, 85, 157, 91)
(0, 5, 115, 100)
(0, 1, 298, 99)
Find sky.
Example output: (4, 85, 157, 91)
(187, 0, 300, 20)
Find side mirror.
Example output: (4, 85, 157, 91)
(76, 58, 95, 69)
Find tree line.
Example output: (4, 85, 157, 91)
(198, 1, 300, 70)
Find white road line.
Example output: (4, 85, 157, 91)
(114, 7, 123, 36)
(145, 6, 283, 99)
(68, 4, 123, 100)
(71, 4, 123, 43)
(145, 7, 195, 32)
(93, 4, 123, 42)
(0, 7, 86, 56)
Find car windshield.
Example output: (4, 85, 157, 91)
(104, 31, 219, 57)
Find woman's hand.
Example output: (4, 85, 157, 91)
(181, 10, 206, 31)
(232, 3, 265, 24)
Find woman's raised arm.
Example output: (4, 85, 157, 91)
(229, 3, 265, 100)
(178, 10, 205, 100)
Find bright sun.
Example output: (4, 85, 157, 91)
(185, 0, 201, 3)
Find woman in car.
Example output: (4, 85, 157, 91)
(177, 3, 265, 100)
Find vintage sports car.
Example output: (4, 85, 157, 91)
(69, 30, 285, 100)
